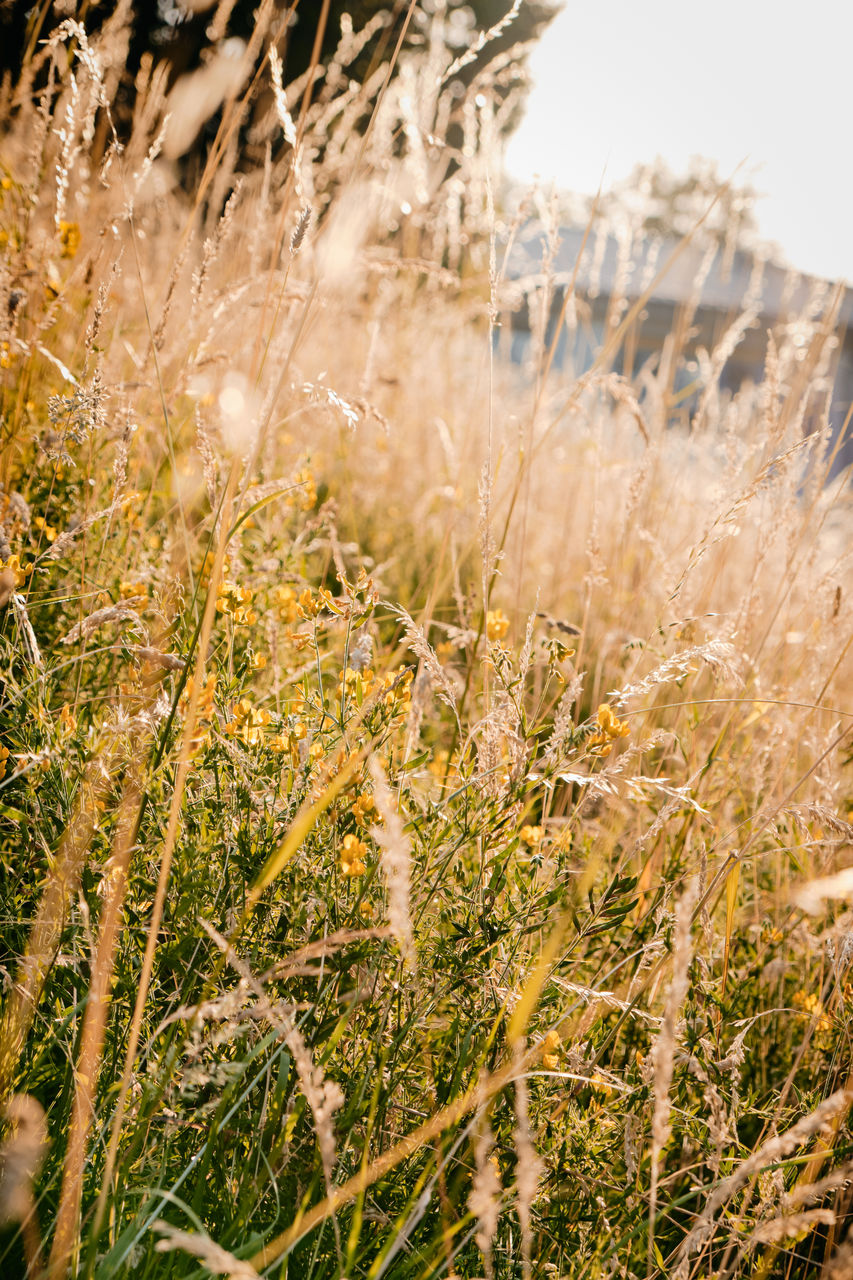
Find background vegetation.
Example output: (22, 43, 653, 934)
(1, 4, 852, 1279)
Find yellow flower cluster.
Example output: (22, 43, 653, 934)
(58, 219, 81, 258)
(217, 580, 257, 626)
(542, 1030, 561, 1071)
(352, 793, 376, 826)
(275, 585, 301, 623)
(269, 719, 307, 758)
(226, 698, 271, 746)
(0, 745, 9, 780)
(384, 666, 414, 710)
(277, 584, 325, 635)
(520, 824, 543, 846)
(588, 704, 630, 757)
(337, 665, 413, 713)
(295, 587, 323, 619)
(340, 833, 368, 877)
(793, 990, 832, 1033)
(119, 580, 148, 611)
(33, 515, 57, 543)
(486, 609, 509, 642)
(338, 665, 373, 706)
(277, 572, 376, 633)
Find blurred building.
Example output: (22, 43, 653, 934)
(505, 224, 853, 476)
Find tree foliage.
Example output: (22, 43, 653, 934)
(2, 2, 557, 166)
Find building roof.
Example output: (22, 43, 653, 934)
(507, 223, 853, 328)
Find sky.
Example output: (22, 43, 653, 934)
(504, 0, 853, 282)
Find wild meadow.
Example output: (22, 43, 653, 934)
(1, 5, 853, 1278)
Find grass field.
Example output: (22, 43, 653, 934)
(1, 8, 853, 1279)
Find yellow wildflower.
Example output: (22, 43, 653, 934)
(0, 746, 9, 779)
(542, 1029, 561, 1071)
(33, 516, 57, 543)
(587, 703, 630, 757)
(217, 581, 257, 626)
(275, 585, 300, 623)
(0, 554, 30, 588)
(317, 586, 345, 616)
(520, 824, 543, 846)
(58, 220, 81, 258)
(338, 666, 374, 704)
(793, 989, 832, 1033)
(226, 698, 270, 746)
(340, 833, 368, 877)
(58, 703, 76, 735)
(270, 720, 307, 763)
(382, 666, 413, 710)
(486, 609, 509, 642)
(119, 581, 148, 611)
(352, 793, 376, 826)
(295, 587, 323, 620)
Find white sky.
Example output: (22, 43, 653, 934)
(504, 0, 853, 282)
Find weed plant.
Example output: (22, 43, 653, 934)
(1, 7, 853, 1280)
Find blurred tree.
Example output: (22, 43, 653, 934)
(596, 157, 761, 249)
(2, 1, 556, 160)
